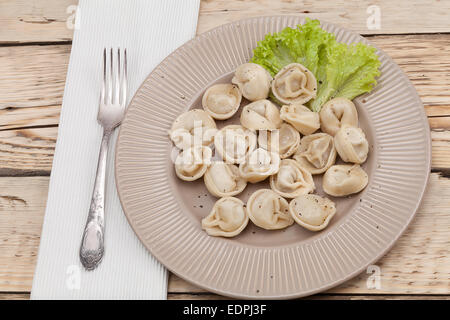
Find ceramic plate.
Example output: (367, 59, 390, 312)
(115, 16, 431, 299)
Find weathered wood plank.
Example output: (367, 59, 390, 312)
(0, 0, 76, 44)
(2, 0, 450, 44)
(431, 130, 450, 170)
(197, 0, 450, 35)
(0, 293, 30, 300)
(0, 105, 60, 131)
(369, 34, 450, 118)
(0, 45, 70, 109)
(0, 177, 49, 292)
(0, 127, 56, 175)
(429, 117, 450, 130)
(0, 173, 448, 294)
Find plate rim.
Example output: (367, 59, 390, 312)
(115, 15, 431, 299)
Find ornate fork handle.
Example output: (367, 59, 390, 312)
(79, 48, 127, 270)
(80, 128, 112, 270)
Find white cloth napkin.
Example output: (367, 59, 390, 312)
(31, 0, 200, 300)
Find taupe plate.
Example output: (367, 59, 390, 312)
(115, 16, 431, 299)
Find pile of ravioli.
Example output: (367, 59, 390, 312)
(169, 62, 369, 238)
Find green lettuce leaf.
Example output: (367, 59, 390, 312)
(250, 19, 381, 112)
(251, 19, 334, 77)
(308, 42, 381, 111)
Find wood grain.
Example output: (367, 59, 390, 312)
(0, 177, 48, 292)
(0, 45, 70, 109)
(197, 0, 450, 35)
(369, 34, 450, 118)
(0, 293, 30, 300)
(429, 117, 450, 130)
(431, 130, 450, 170)
(0, 127, 56, 176)
(0, 0, 76, 44)
(0, 105, 60, 131)
(2, 0, 450, 44)
(0, 173, 448, 294)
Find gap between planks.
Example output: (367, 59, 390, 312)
(2, 0, 450, 44)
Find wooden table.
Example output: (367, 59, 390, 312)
(0, 0, 449, 300)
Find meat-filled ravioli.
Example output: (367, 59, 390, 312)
(175, 146, 212, 181)
(214, 125, 257, 164)
(202, 83, 242, 120)
(323, 164, 368, 197)
(247, 189, 293, 230)
(202, 197, 249, 237)
(204, 162, 247, 197)
(294, 133, 336, 174)
(319, 98, 358, 136)
(289, 194, 336, 231)
(240, 99, 282, 130)
(272, 63, 317, 105)
(258, 123, 300, 159)
(169, 109, 217, 150)
(280, 104, 320, 135)
(334, 125, 369, 164)
(232, 63, 272, 101)
(270, 159, 315, 198)
(239, 148, 280, 183)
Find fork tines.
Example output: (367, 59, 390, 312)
(101, 48, 127, 107)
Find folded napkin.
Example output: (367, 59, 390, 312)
(31, 0, 200, 299)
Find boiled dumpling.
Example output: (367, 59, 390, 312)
(238, 148, 280, 183)
(272, 63, 317, 105)
(289, 194, 336, 231)
(202, 83, 242, 120)
(247, 189, 293, 230)
(204, 162, 247, 197)
(214, 125, 257, 164)
(175, 146, 212, 181)
(320, 98, 358, 136)
(202, 197, 249, 237)
(334, 125, 369, 164)
(258, 123, 300, 159)
(232, 63, 272, 101)
(270, 159, 315, 198)
(169, 109, 217, 150)
(240, 99, 282, 130)
(323, 164, 368, 197)
(293, 133, 336, 174)
(280, 104, 320, 135)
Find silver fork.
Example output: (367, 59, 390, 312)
(80, 48, 127, 270)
